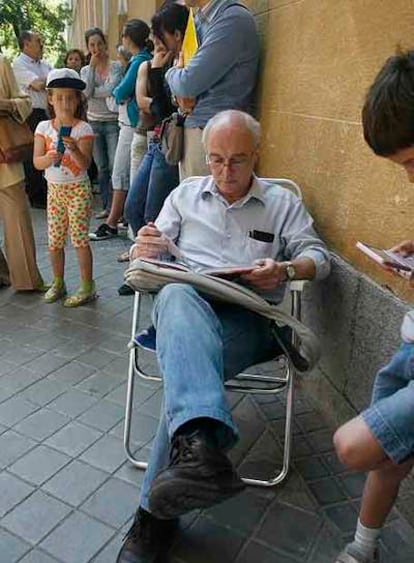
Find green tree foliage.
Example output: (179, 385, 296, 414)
(0, 0, 71, 65)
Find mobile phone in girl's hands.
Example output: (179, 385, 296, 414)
(54, 126, 72, 167)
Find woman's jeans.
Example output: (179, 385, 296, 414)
(124, 140, 179, 236)
(90, 120, 119, 211)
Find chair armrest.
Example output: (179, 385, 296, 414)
(289, 280, 307, 292)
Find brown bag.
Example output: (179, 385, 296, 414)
(159, 112, 186, 166)
(0, 115, 34, 164)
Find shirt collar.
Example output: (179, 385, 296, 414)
(198, 0, 224, 23)
(201, 175, 267, 206)
(20, 52, 40, 65)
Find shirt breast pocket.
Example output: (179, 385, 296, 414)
(246, 238, 274, 262)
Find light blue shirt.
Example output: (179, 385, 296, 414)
(155, 176, 331, 303)
(165, 1, 260, 128)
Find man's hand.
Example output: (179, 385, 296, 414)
(30, 79, 46, 92)
(390, 240, 414, 256)
(130, 222, 169, 260)
(176, 96, 196, 115)
(242, 258, 287, 290)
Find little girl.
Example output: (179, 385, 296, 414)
(33, 68, 97, 307)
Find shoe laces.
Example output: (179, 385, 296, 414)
(170, 434, 199, 466)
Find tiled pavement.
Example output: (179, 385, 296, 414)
(1, 207, 414, 563)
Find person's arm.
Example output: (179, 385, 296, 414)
(113, 57, 142, 104)
(243, 197, 331, 291)
(62, 136, 93, 171)
(33, 133, 60, 170)
(0, 57, 32, 122)
(80, 65, 94, 98)
(165, 9, 252, 98)
(29, 79, 46, 92)
(93, 62, 123, 98)
(136, 61, 152, 113)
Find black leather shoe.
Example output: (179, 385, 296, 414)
(116, 507, 178, 563)
(148, 430, 245, 519)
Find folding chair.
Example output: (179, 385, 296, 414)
(123, 178, 305, 487)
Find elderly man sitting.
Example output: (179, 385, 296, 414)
(117, 110, 331, 563)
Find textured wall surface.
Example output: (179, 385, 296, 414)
(245, 0, 414, 302)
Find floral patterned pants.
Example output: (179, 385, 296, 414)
(47, 180, 92, 250)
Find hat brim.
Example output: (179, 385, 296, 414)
(47, 77, 86, 90)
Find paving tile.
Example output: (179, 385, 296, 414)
(78, 400, 125, 432)
(172, 516, 246, 563)
(76, 372, 125, 397)
(0, 358, 18, 376)
(0, 430, 37, 469)
(81, 477, 139, 527)
(2, 490, 71, 544)
(47, 361, 96, 386)
(236, 541, 297, 563)
(306, 522, 345, 563)
(0, 396, 38, 427)
(45, 421, 102, 457)
(9, 445, 70, 486)
(324, 503, 358, 534)
(25, 352, 70, 378)
(0, 345, 45, 368)
(113, 460, 146, 487)
(18, 378, 68, 406)
(255, 501, 322, 558)
(80, 434, 126, 473)
(75, 347, 118, 369)
(294, 456, 330, 481)
(0, 384, 17, 404)
(205, 489, 270, 535)
(18, 549, 60, 563)
(308, 477, 347, 506)
(109, 412, 159, 446)
(0, 528, 30, 562)
(40, 512, 114, 563)
(0, 472, 35, 517)
(306, 429, 335, 455)
(48, 389, 99, 418)
(42, 460, 109, 507)
(91, 532, 124, 563)
(13, 408, 70, 442)
(340, 473, 366, 498)
(0, 366, 44, 394)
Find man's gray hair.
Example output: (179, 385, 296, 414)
(202, 110, 261, 148)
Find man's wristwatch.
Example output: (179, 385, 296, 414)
(284, 261, 296, 281)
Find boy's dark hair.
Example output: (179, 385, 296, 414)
(151, 3, 189, 42)
(123, 19, 151, 50)
(362, 49, 414, 156)
(84, 27, 106, 48)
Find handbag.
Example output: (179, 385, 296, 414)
(0, 114, 34, 164)
(159, 112, 186, 166)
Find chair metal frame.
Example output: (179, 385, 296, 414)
(123, 178, 305, 488)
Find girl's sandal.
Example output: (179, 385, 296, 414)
(63, 288, 98, 308)
(44, 282, 67, 303)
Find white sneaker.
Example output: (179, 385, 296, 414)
(335, 545, 379, 563)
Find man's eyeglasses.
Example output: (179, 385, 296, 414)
(206, 154, 253, 170)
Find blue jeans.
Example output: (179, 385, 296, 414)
(362, 342, 414, 464)
(90, 120, 119, 211)
(139, 283, 279, 510)
(124, 140, 179, 236)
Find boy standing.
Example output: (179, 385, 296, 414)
(334, 50, 414, 563)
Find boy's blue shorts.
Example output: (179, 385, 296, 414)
(363, 342, 414, 464)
